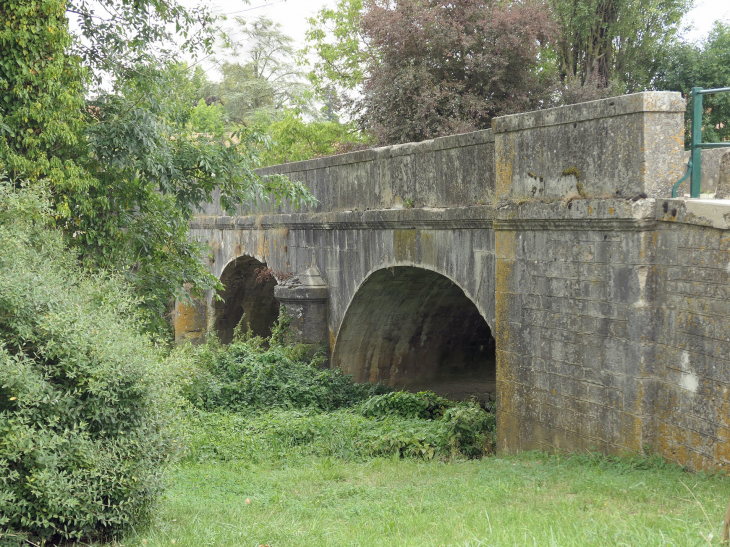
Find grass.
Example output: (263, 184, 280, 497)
(114, 435, 730, 546)
(99, 335, 730, 547)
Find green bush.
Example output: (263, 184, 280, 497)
(0, 182, 178, 544)
(182, 318, 391, 413)
(360, 390, 452, 420)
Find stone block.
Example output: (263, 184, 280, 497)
(493, 92, 685, 199)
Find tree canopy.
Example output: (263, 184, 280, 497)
(0, 0, 314, 335)
(216, 16, 314, 126)
(654, 21, 730, 145)
(550, 0, 692, 91)
(359, 0, 557, 143)
(303, 0, 699, 143)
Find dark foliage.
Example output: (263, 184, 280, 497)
(183, 315, 391, 413)
(358, 0, 557, 144)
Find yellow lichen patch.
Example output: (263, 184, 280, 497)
(561, 166, 581, 181)
(609, 207, 615, 215)
(173, 298, 207, 343)
(256, 231, 270, 260)
(329, 329, 337, 353)
(394, 230, 416, 261)
(421, 231, 435, 265)
(495, 134, 515, 199)
(495, 230, 517, 260)
(715, 435, 730, 465)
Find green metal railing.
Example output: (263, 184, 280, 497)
(672, 86, 730, 198)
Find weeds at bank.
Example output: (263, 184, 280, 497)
(175, 315, 497, 462)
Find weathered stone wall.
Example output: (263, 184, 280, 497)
(494, 199, 656, 456)
(493, 197, 730, 471)
(493, 92, 686, 200)
(189, 207, 496, 338)
(199, 129, 494, 216)
(648, 200, 730, 470)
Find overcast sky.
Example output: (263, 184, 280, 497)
(201, 0, 730, 48)
(179, 0, 730, 82)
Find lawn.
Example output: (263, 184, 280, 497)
(121, 451, 730, 547)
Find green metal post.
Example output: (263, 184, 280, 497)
(690, 87, 703, 198)
(673, 86, 730, 198)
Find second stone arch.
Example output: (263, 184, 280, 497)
(331, 266, 496, 402)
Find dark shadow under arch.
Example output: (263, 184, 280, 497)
(214, 256, 279, 344)
(333, 267, 495, 401)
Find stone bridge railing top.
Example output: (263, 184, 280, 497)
(197, 92, 686, 217)
(493, 92, 686, 201)
(199, 127, 495, 217)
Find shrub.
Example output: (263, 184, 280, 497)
(0, 182, 178, 544)
(360, 390, 452, 420)
(177, 310, 496, 463)
(182, 317, 391, 412)
(187, 403, 495, 463)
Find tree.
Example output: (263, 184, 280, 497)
(549, 0, 692, 92)
(0, 0, 314, 336)
(0, 0, 90, 198)
(218, 17, 313, 125)
(654, 21, 730, 146)
(359, 0, 557, 144)
(66, 0, 215, 86)
(259, 109, 372, 166)
(301, 0, 368, 118)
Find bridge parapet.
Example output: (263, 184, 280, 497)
(197, 92, 685, 219)
(494, 92, 686, 200)
(199, 129, 495, 216)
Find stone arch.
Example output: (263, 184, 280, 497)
(332, 266, 495, 401)
(214, 255, 279, 343)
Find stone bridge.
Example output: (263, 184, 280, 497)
(176, 92, 730, 471)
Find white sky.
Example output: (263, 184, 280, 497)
(75, 0, 730, 83)
(683, 0, 730, 41)
(207, 0, 332, 47)
(203, 0, 730, 48)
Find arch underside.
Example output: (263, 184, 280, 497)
(334, 267, 495, 401)
(214, 256, 279, 343)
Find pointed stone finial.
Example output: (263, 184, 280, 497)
(298, 264, 327, 288)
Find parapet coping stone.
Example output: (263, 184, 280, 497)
(191, 199, 668, 232)
(492, 91, 686, 134)
(255, 129, 494, 176)
(193, 198, 730, 233)
(657, 198, 730, 230)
